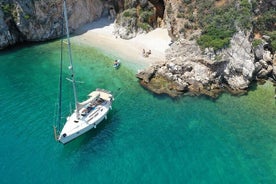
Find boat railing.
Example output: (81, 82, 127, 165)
(85, 107, 104, 122)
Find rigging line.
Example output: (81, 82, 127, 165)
(66, 77, 84, 83)
(58, 39, 63, 133)
(53, 102, 58, 127)
(114, 88, 124, 100)
(57, 4, 65, 133)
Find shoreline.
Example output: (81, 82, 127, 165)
(71, 18, 171, 69)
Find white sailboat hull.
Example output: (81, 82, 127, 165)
(58, 90, 113, 144)
(58, 109, 108, 144)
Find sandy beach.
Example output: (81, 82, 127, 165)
(72, 18, 171, 68)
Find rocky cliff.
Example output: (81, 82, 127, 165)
(135, 0, 276, 97)
(113, 0, 165, 39)
(0, 0, 104, 49)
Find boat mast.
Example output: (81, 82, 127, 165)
(63, 0, 79, 118)
(57, 36, 63, 132)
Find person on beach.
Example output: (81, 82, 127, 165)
(142, 49, 151, 58)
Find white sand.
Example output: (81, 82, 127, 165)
(72, 18, 171, 68)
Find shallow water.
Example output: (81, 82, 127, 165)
(0, 41, 275, 183)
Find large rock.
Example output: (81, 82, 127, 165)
(272, 54, 276, 80)
(114, 13, 138, 39)
(222, 31, 255, 90)
(114, 0, 158, 39)
(273, 66, 276, 80)
(0, 9, 18, 48)
(254, 42, 268, 60)
(263, 50, 273, 63)
(0, 0, 104, 49)
(136, 67, 156, 83)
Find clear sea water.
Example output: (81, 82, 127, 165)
(0, 40, 276, 184)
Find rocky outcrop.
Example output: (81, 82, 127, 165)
(136, 0, 276, 98)
(137, 33, 276, 98)
(253, 38, 275, 81)
(114, 0, 165, 39)
(0, 7, 18, 47)
(272, 53, 276, 79)
(136, 30, 258, 98)
(0, 0, 104, 49)
(217, 31, 255, 90)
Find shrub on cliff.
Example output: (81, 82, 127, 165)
(196, 0, 252, 51)
(197, 26, 234, 50)
(139, 9, 154, 22)
(123, 8, 137, 17)
(253, 9, 275, 33)
(266, 31, 276, 52)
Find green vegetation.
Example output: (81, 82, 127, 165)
(1, 2, 18, 21)
(197, 27, 234, 50)
(253, 9, 275, 52)
(1, 4, 11, 14)
(271, 41, 276, 52)
(137, 22, 151, 31)
(196, 0, 252, 51)
(253, 5, 275, 52)
(139, 9, 154, 22)
(197, 2, 235, 50)
(122, 8, 137, 18)
(237, 0, 252, 30)
(24, 14, 30, 20)
(254, 9, 276, 32)
(182, 0, 192, 4)
(252, 39, 263, 48)
(177, 12, 185, 18)
(265, 31, 276, 51)
(136, 5, 155, 32)
(1, 3, 15, 15)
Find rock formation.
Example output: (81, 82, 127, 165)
(136, 31, 255, 97)
(136, 0, 276, 98)
(114, 0, 165, 39)
(0, 0, 104, 49)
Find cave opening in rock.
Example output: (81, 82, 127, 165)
(149, 0, 165, 19)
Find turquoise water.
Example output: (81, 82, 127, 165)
(0, 41, 276, 183)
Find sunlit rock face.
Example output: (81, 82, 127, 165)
(0, 0, 104, 49)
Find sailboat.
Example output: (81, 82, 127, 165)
(54, 0, 114, 144)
